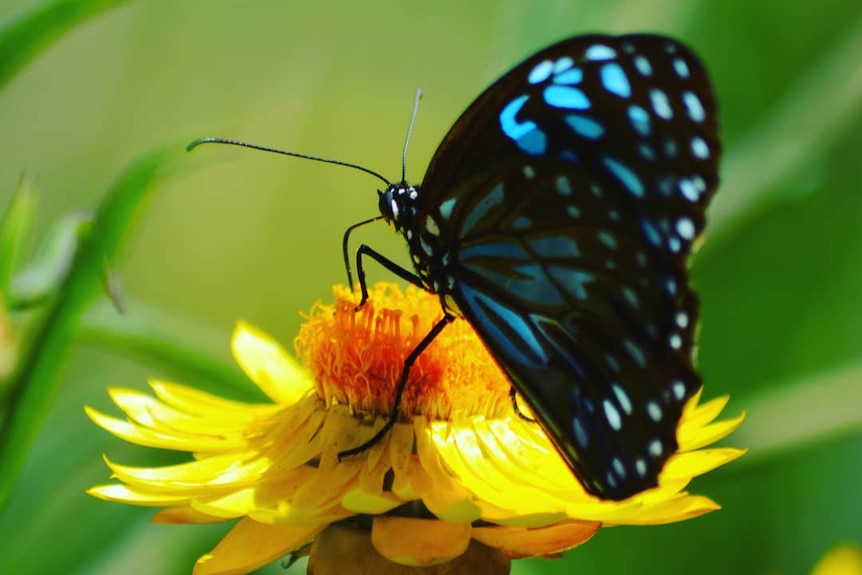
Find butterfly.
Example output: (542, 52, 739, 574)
(190, 32, 720, 501)
(342, 33, 721, 502)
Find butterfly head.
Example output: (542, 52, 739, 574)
(378, 182, 420, 232)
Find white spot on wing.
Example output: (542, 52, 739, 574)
(604, 400, 622, 431)
(528, 60, 554, 84)
(424, 215, 440, 236)
(676, 217, 695, 240)
(584, 44, 616, 60)
(647, 401, 663, 422)
(612, 383, 633, 415)
(613, 458, 626, 479)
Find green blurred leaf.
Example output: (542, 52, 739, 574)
(0, 147, 180, 510)
(79, 299, 255, 400)
(0, 0, 135, 91)
(0, 179, 36, 292)
(703, 17, 862, 253)
(9, 213, 92, 309)
(732, 360, 862, 468)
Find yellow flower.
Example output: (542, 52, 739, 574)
(811, 545, 862, 575)
(87, 282, 745, 575)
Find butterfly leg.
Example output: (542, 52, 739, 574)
(341, 216, 385, 288)
(354, 244, 425, 308)
(337, 313, 455, 460)
(510, 387, 536, 422)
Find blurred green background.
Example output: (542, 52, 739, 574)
(1, 1, 861, 574)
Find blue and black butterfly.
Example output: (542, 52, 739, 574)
(191, 33, 720, 501)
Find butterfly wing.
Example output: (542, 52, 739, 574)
(417, 34, 720, 499)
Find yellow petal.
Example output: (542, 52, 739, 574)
(153, 505, 228, 524)
(432, 418, 570, 519)
(682, 394, 728, 430)
(104, 455, 268, 492)
(191, 488, 257, 519)
(389, 420, 432, 500)
(87, 484, 189, 506)
(149, 379, 278, 420)
(371, 517, 471, 567)
(85, 406, 247, 452)
(194, 518, 323, 575)
(340, 489, 402, 515)
(679, 411, 746, 451)
(602, 494, 720, 525)
(472, 520, 600, 558)
(232, 321, 314, 405)
(415, 421, 484, 522)
(663, 447, 747, 480)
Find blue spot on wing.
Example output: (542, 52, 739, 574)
(547, 266, 594, 300)
(527, 235, 581, 259)
(499, 95, 535, 140)
(457, 283, 549, 365)
(461, 259, 566, 308)
(460, 240, 529, 261)
(553, 68, 583, 85)
(600, 63, 631, 98)
(544, 85, 590, 110)
(627, 105, 651, 136)
(516, 129, 547, 155)
(602, 157, 644, 197)
(565, 114, 604, 140)
(461, 183, 504, 235)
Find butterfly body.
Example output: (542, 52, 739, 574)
(376, 33, 720, 500)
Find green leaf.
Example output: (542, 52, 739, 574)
(0, 147, 180, 510)
(0, 179, 36, 293)
(0, 0, 134, 92)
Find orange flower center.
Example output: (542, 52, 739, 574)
(295, 283, 513, 421)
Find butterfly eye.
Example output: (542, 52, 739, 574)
(377, 187, 398, 221)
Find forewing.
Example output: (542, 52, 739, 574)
(417, 34, 720, 499)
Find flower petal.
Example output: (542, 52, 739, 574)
(149, 379, 277, 419)
(664, 447, 747, 480)
(86, 405, 248, 452)
(104, 455, 267, 494)
(371, 517, 472, 566)
(87, 484, 189, 506)
(472, 520, 600, 558)
(194, 517, 322, 575)
(601, 493, 720, 525)
(811, 544, 862, 575)
(232, 321, 314, 405)
(679, 411, 746, 451)
(153, 505, 228, 524)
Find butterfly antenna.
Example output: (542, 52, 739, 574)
(401, 88, 423, 184)
(187, 137, 392, 187)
